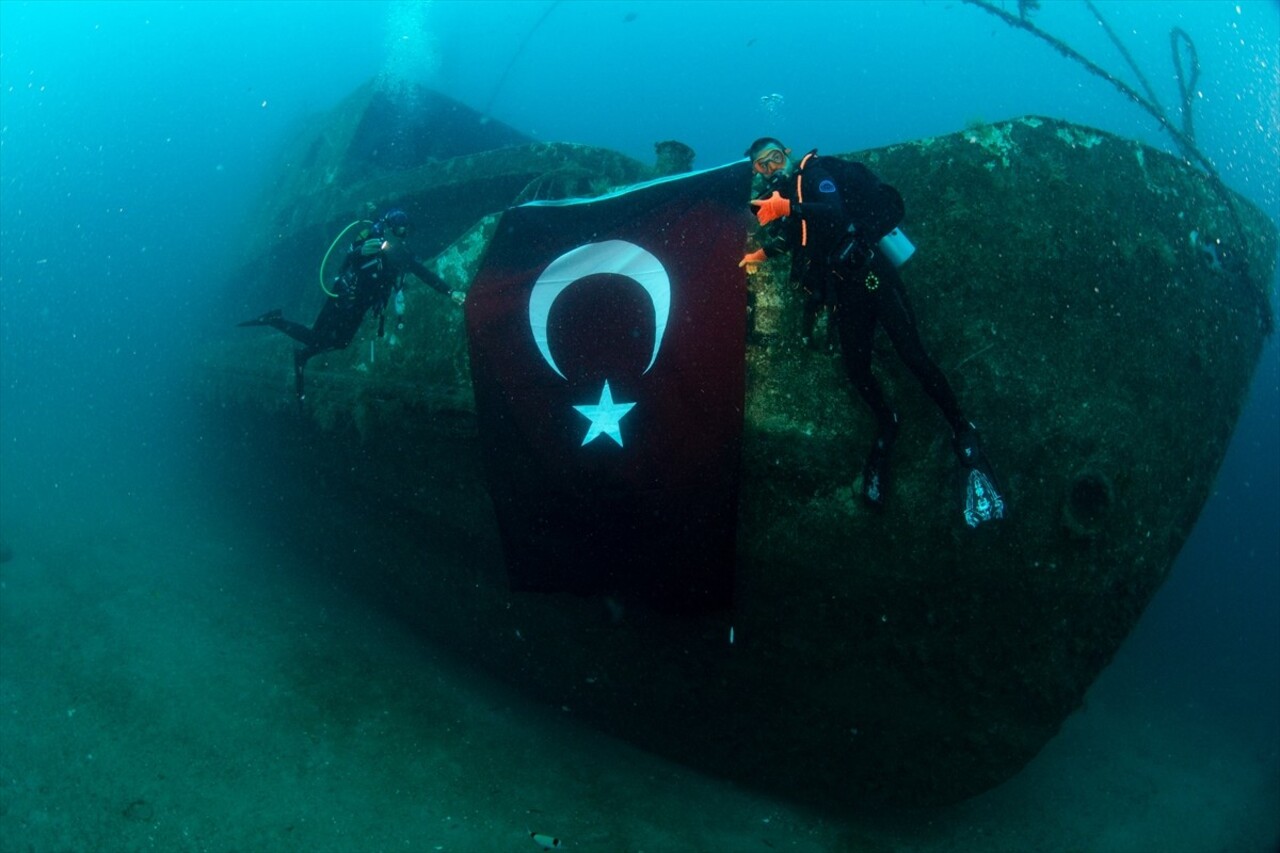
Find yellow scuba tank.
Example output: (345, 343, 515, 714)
(319, 220, 373, 297)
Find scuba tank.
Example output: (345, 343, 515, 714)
(878, 227, 916, 267)
(836, 224, 917, 270)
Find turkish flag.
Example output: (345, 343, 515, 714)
(465, 162, 753, 611)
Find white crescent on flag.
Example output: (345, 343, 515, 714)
(527, 240, 671, 380)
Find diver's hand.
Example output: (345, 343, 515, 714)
(360, 238, 387, 256)
(751, 191, 791, 226)
(450, 290, 466, 306)
(738, 249, 767, 274)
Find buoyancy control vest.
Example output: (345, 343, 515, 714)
(796, 151, 915, 268)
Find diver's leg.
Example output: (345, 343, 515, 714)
(799, 271, 826, 350)
(800, 271, 844, 353)
(237, 308, 323, 347)
(874, 264, 1005, 523)
(801, 295, 821, 350)
(874, 263, 967, 435)
(270, 317, 320, 347)
(834, 272, 898, 508)
(293, 346, 317, 401)
(289, 301, 366, 401)
(835, 271, 897, 433)
(271, 318, 325, 399)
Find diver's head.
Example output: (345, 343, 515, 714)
(377, 208, 410, 238)
(745, 137, 792, 182)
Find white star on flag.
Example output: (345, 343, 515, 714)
(573, 380, 636, 447)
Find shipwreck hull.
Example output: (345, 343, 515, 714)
(201, 106, 1275, 807)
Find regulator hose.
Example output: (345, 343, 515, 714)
(319, 220, 372, 297)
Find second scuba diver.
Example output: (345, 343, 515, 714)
(739, 138, 1006, 527)
(238, 208, 465, 401)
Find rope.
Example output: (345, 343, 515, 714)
(1171, 27, 1200, 142)
(1085, 1, 1168, 139)
(483, 1, 562, 118)
(959, 0, 1271, 335)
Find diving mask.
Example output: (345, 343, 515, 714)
(752, 147, 787, 177)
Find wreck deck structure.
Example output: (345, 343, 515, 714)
(200, 84, 1276, 807)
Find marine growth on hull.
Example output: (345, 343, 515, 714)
(205, 81, 1276, 806)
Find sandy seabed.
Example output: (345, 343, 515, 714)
(0, 474, 1276, 853)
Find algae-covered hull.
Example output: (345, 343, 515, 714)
(201, 98, 1275, 807)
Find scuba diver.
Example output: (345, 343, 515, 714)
(238, 209, 465, 401)
(738, 138, 1005, 526)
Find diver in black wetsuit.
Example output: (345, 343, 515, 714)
(738, 138, 1005, 525)
(239, 209, 465, 401)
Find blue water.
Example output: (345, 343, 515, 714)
(1, 1, 1277, 850)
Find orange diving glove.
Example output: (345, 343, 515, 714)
(751, 191, 791, 226)
(738, 249, 768, 274)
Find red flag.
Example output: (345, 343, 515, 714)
(465, 162, 753, 611)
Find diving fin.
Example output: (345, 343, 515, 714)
(860, 415, 899, 510)
(962, 467, 1005, 527)
(861, 442, 892, 509)
(953, 425, 1006, 527)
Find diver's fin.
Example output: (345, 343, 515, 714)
(962, 467, 1005, 527)
(953, 424, 1006, 527)
(237, 308, 284, 328)
(860, 415, 899, 510)
(861, 445, 891, 510)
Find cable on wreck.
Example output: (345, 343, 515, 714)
(960, 0, 1271, 335)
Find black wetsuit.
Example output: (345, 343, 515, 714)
(757, 151, 966, 437)
(253, 234, 450, 398)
